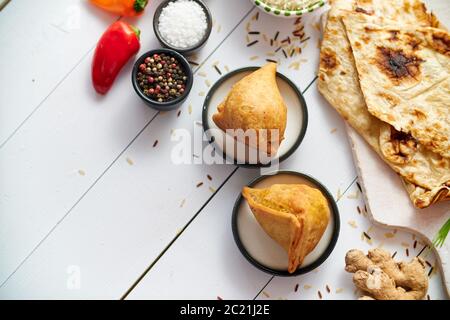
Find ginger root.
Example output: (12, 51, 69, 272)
(345, 248, 428, 300)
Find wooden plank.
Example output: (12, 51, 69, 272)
(0, 0, 117, 147)
(127, 168, 269, 300)
(0, 6, 340, 299)
(0, 0, 253, 289)
(255, 183, 448, 300)
(126, 83, 356, 299)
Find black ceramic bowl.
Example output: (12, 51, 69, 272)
(153, 0, 213, 55)
(202, 67, 308, 168)
(232, 171, 340, 277)
(131, 49, 193, 111)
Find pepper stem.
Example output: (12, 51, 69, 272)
(133, 0, 148, 13)
(130, 25, 141, 40)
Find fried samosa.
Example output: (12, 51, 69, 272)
(213, 63, 287, 156)
(242, 184, 330, 273)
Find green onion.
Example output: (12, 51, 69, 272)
(433, 218, 450, 248)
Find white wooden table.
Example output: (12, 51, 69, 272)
(0, 0, 447, 300)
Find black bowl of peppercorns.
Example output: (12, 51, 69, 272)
(132, 49, 193, 111)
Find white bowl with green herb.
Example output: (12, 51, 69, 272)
(251, 0, 326, 18)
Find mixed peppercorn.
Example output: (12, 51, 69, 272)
(136, 52, 188, 102)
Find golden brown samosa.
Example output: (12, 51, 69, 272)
(213, 63, 287, 156)
(242, 184, 330, 273)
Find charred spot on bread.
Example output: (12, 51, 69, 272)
(431, 32, 450, 56)
(391, 129, 416, 145)
(408, 37, 422, 51)
(412, 109, 427, 120)
(377, 91, 400, 107)
(355, 7, 374, 15)
(320, 49, 339, 72)
(388, 129, 418, 162)
(388, 30, 400, 41)
(375, 47, 423, 83)
(429, 12, 441, 28)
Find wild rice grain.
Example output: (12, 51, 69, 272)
(300, 36, 311, 43)
(356, 182, 362, 192)
(214, 65, 222, 75)
(274, 31, 280, 41)
(247, 40, 259, 47)
(417, 245, 427, 257)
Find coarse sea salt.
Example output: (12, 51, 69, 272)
(158, 0, 208, 49)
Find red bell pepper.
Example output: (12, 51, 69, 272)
(92, 21, 141, 95)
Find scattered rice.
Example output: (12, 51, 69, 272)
(348, 220, 358, 229)
(126, 157, 134, 166)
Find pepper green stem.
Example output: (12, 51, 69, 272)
(130, 25, 141, 40)
(134, 0, 148, 13)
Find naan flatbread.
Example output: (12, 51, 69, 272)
(318, 0, 450, 208)
(342, 14, 450, 158)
